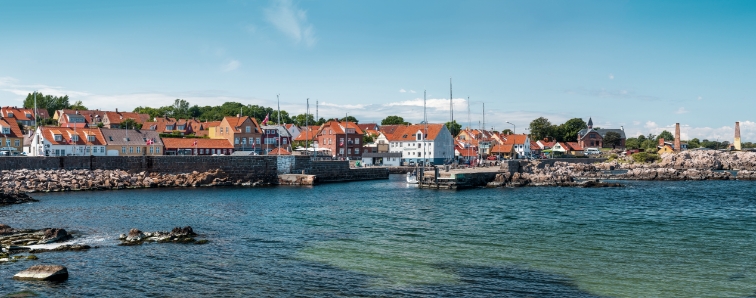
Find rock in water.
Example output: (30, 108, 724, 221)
(13, 265, 69, 281)
(126, 228, 144, 242)
(41, 228, 70, 244)
(170, 226, 195, 237)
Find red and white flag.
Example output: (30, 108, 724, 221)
(261, 114, 269, 126)
(146, 139, 154, 145)
(192, 140, 198, 147)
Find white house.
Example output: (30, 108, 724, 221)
(31, 127, 107, 157)
(385, 124, 455, 165)
(502, 134, 531, 159)
(284, 124, 301, 141)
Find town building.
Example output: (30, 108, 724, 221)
(261, 125, 293, 154)
(0, 117, 24, 155)
(384, 124, 455, 165)
(283, 124, 301, 141)
(316, 120, 364, 159)
(1, 106, 50, 127)
(100, 128, 164, 156)
(577, 117, 626, 149)
(501, 134, 531, 159)
(209, 116, 262, 154)
(30, 127, 107, 157)
(162, 138, 234, 155)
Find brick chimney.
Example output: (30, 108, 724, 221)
(674, 123, 681, 152)
(658, 138, 665, 146)
(735, 121, 742, 151)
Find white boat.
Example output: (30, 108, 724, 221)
(406, 172, 419, 184)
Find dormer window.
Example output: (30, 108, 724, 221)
(416, 133, 422, 141)
(25, 113, 31, 118)
(1, 127, 9, 134)
(54, 134, 62, 141)
(71, 135, 79, 142)
(178, 125, 185, 130)
(88, 135, 95, 142)
(7, 112, 13, 117)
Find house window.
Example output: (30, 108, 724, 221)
(150, 147, 154, 154)
(283, 138, 288, 144)
(156, 147, 160, 153)
(355, 138, 359, 144)
(348, 148, 352, 154)
(225, 127, 229, 134)
(235, 137, 239, 144)
(246, 126, 251, 133)
(339, 148, 344, 154)
(1, 127, 9, 134)
(129, 147, 134, 153)
(122, 146, 126, 153)
(54, 134, 62, 141)
(136, 147, 141, 153)
(355, 148, 360, 154)
(71, 135, 79, 142)
(256, 138, 260, 144)
(417, 133, 422, 141)
(241, 138, 247, 144)
(14, 140, 20, 146)
(88, 135, 95, 142)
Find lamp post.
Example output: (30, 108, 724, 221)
(506, 121, 516, 134)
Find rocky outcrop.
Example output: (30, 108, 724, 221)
(1, 226, 78, 252)
(1, 168, 269, 194)
(13, 265, 69, 281)
(0, 192, 38, 206)
(119, 226, 206, 246)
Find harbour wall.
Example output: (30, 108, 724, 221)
(0, 156, 388, 185)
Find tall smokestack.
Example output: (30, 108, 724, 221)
(674, 123, 681, 152)
(735, 121, 742, 151)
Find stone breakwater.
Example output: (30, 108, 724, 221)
(1, 168, 268, 194)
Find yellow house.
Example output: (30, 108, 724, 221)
(0, 117, 24, 155)
(657, 144, 675, 154)
(100, 128, 164, 156)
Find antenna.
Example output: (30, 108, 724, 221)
(316, 100, 319, 123)
(449, 78, 453, 125)
(306, 98, 309, 155)
(482, 102, 485, 134)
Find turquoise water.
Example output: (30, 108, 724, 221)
(1, 176, 755, 297)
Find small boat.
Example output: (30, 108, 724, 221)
(406, 172, 419, 184)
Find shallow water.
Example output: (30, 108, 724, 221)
(1, 176, 755, 297)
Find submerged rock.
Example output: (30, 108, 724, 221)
(0, 193, 38, 206)
(119, 226, 206, 245)
(13, 265, 69, 281)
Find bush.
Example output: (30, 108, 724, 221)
(632, 152, 660, 163)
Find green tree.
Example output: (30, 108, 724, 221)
(23, 92, 71, 116)
(501, 128, 513, 135)
(339, 115, 359, 124)
(688, 138, 700, 149)
(558, 118, 588, 142)
(70, 100, 87, 110)
(657, 130, 674, 142)
(603, 131, 622, 148)
(625, 137, 640, 149)
(529, 117, 553, 141)
(381, 115, 407, 125)
(133, 106, 165, 119)
(120, 118, 142, 130)
(292, 113, 316, 127)
(445, 120, 462, 137)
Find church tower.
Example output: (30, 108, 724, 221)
(587, 117, 593, 129)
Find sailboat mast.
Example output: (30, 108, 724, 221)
(449, 78, 453, 125)
(277, 94, 281, 156)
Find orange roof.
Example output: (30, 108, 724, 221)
(316, 120, 365, 136)
(566, 142, 584, 151)
(162, 138, 233, 149)
(39, 127, 106, 145)
(384, 124, 446, 142)
(0, 117, 23, 137)
(293, 126, 318, 141)
(2, 106, 49, 121)
(491, 144, 514, 154)
(379, 125, 402, 135)
(530, 141, 541, 150)
(502, 134, 528, 145)
(267, 147, 292, 155)
(204, 121, 222, 128)
(457, 147, 478, 157)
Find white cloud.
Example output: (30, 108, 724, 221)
(265, 0, 316, 47)
(623, 120, 756, 141)
(608, 73, 614, 80)
(409, 90, 416, 93)
(222, 60, 241, 72)
(399, 89, 406, 93)
(697, 96, 703, 101)
(675, 107, 689, 114)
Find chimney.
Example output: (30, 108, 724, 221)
(735, 121, 742, 151)
(674, 123, 681, 152)
(237, 114, 240, 117)
(658, 138, 665, 146)
(116, 108, 118, 113)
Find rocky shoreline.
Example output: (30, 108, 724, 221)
(1, 168, 269, 195)
(496, 150, 756, 187)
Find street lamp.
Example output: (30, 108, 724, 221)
(506, 121, 516, 134)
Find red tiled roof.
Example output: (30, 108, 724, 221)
(316, 120, 365, 136)
(267, 147, 291, 155)
(491, 144, 514, 154)
(530, 141, 541, 150)
(384, 124, 445, 142)
(162, 138, 233, 149)
(0, 117, 23, 137)
(566, 142, 584, 151)
(293, 126, 318, 141)
(39, 127, 106, 145)
(502, 134, 528, 145)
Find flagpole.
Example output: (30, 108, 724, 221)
(277, 94, 281, 157)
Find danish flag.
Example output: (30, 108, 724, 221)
(192, 140, 198, 147)
(146, 139, 154, 145)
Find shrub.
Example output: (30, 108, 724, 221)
(632, 152, 660, 163)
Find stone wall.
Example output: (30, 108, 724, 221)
(0, 155, 388, 185)
(0, 156, 280, 184)
(531, 158, 607, 169)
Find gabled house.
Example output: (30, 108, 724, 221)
(210, 116, 262, 153)
(283, 124, 301, 141)
(30, 127, 107, 156)
(100, 128, 164, 156)
(490, 144, 515, 159)
(565, 142, 585, 156)
(0, 117, 24, 154)
(577, 117, 626, 149)
(2, 106, 50, 127)
(261, 125, 293, 154)
(101, 110, 150, 129)
(501, 134, 531, 159)
(385, 124, 455, 165)
(59, 112, 88, 128)
(315, 120, 365, 159)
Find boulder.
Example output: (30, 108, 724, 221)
(13, 265, 69, 281)
(125, 228, 145, 242)
(40, 228, 70, 244)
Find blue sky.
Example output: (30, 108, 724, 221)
(1, 0, 755, 141)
